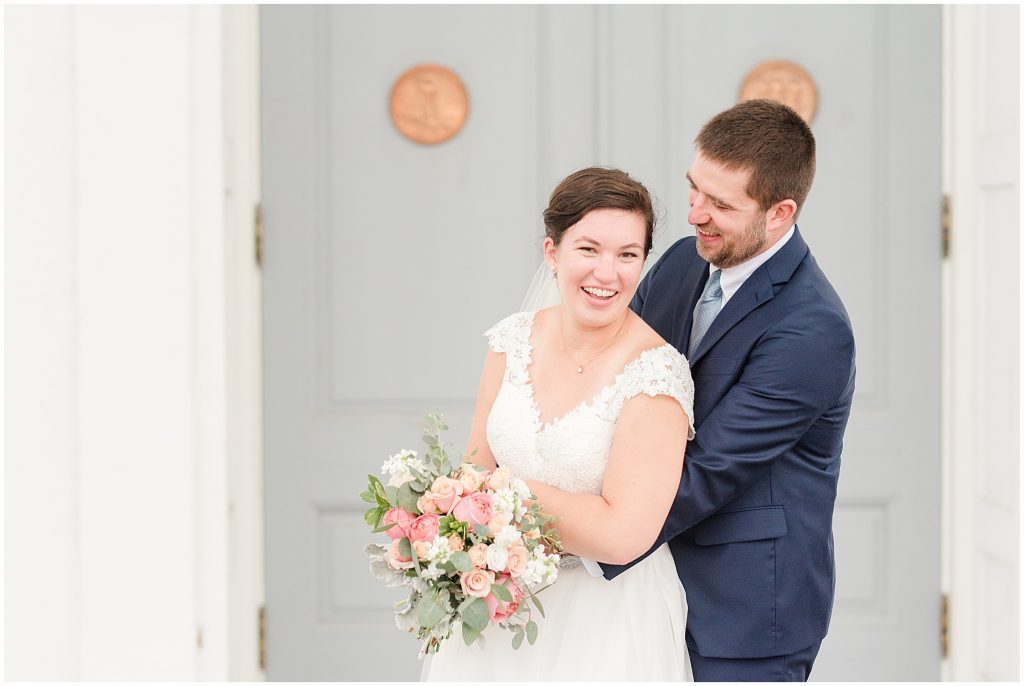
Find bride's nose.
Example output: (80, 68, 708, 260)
(592, 254, 617, 283)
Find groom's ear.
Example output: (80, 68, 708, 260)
(767, 199, 798, 232)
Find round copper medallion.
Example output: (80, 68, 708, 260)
(739, 60, 818, 123)
(389, 64, 469, 145)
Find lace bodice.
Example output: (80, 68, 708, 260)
(484, 311, 696, 496)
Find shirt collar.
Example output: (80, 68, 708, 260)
(710, 225, 796, 307)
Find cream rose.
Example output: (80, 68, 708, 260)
(505, 545, 530, 577)
(467, 543, 489, 568)
(460, 568, 495, 598)
(447, 534, 465, 552)
(487, 466, 514, 490)
(487, 511, 513, 534)
(416, 493, 440, 515)
(457, 467, 486, 493)
(413, 540, 431, 560)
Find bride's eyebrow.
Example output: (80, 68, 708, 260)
(574, 236, 643, 251)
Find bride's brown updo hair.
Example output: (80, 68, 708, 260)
(543, 167, 656, 258)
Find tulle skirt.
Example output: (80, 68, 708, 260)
(421, 543, 692, 681)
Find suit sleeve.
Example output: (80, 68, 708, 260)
(600, 304, 854, 579)
(661, 308, 854, 537)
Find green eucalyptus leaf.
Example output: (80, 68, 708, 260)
(448, 551, 472, 573)
(490, 583, 513, 603)
(512, 629, 525, 650)
(460, 598, 490, 632)
(398, 538, 412, 559)
(364, 507, 378, 526)
(462, 622, 481, 646)
(397, 483, 420, 512)
(416, 597, 444, 629)
(526, 620, 538, 645)
(530, 591, 546, 618)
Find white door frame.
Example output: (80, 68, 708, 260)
(940, 4, 1020, 682)
(223, 5, 266, 681)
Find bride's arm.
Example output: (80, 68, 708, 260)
(464, 349, 503, 470)
(525, 394, 688, 565)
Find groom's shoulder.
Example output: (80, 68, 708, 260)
(650, 236, 699, 273)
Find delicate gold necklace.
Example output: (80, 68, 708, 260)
(559, 311, 630, 374)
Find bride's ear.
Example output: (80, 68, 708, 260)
(543, 237, 558, 273)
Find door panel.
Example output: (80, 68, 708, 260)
(262, 6, 940, 680)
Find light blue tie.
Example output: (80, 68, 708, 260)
(688, 270, 723, 358)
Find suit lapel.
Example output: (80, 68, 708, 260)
(687, 227, 811, 365)
(672, 258, 709, 354)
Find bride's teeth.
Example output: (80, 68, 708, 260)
(583, 287, 616, 298)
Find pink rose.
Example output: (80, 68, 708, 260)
(387, 539, 413, 570)
(382, 508, 416, 541)
(487, 466, 513, 490)
(416, 493, 440, 515)
(484, 576, 522, 621)
(505, 545, 530, 577)
(453, 492, 494, 527)
(467, 543, 489, 568)
(427, 476, 464, 514)
(457, 466, 486, 493)
(448, 534, 465, 552)
(406, 514, 440, 543)
(460, 568, 495, 598)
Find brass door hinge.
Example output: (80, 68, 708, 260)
(259, 605, 267, 671)
(255, 203, 264, 268)
(940, 593, 949, 658)
(942, 194, 951, 259)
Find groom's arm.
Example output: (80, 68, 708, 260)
(601, 305, 855, 579)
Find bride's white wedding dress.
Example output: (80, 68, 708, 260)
(422, 311, 695, 682)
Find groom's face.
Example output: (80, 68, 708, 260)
(686, 153, 768, 269)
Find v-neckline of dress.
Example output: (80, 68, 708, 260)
(519, 311, 671, 434)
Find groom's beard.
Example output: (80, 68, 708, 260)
(695, 214, 767, 269)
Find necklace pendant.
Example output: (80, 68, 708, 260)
(576, 366, 584, 374)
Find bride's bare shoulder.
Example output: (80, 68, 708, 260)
(628, 311, 671, 351)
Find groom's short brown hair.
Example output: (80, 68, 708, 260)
(696, 99, 816, 218)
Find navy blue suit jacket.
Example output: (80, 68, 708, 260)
(602, 227, 855, 659)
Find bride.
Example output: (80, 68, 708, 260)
(422, 167, 695, 681)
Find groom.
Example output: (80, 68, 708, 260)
(601, 100, 856, 681)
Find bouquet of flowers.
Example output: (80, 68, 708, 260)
(362, 412, 563, 656)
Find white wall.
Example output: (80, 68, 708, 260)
(4, 5, 262, 680)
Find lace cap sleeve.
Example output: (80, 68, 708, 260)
(483, 311, 535, 384)
(619, 345, 697, 440)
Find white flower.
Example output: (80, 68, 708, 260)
(420, 563, 444, 581)
(425, 534, 452, 565)
(494, 524, 521, 549)
(519, 559, 543, 586)
(485, 544, 509, 572)
(521, 553, 559, 587)
(491, 487, 519, 520)
(512, 477, 532, 501)
(381, 449, 426, 488)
